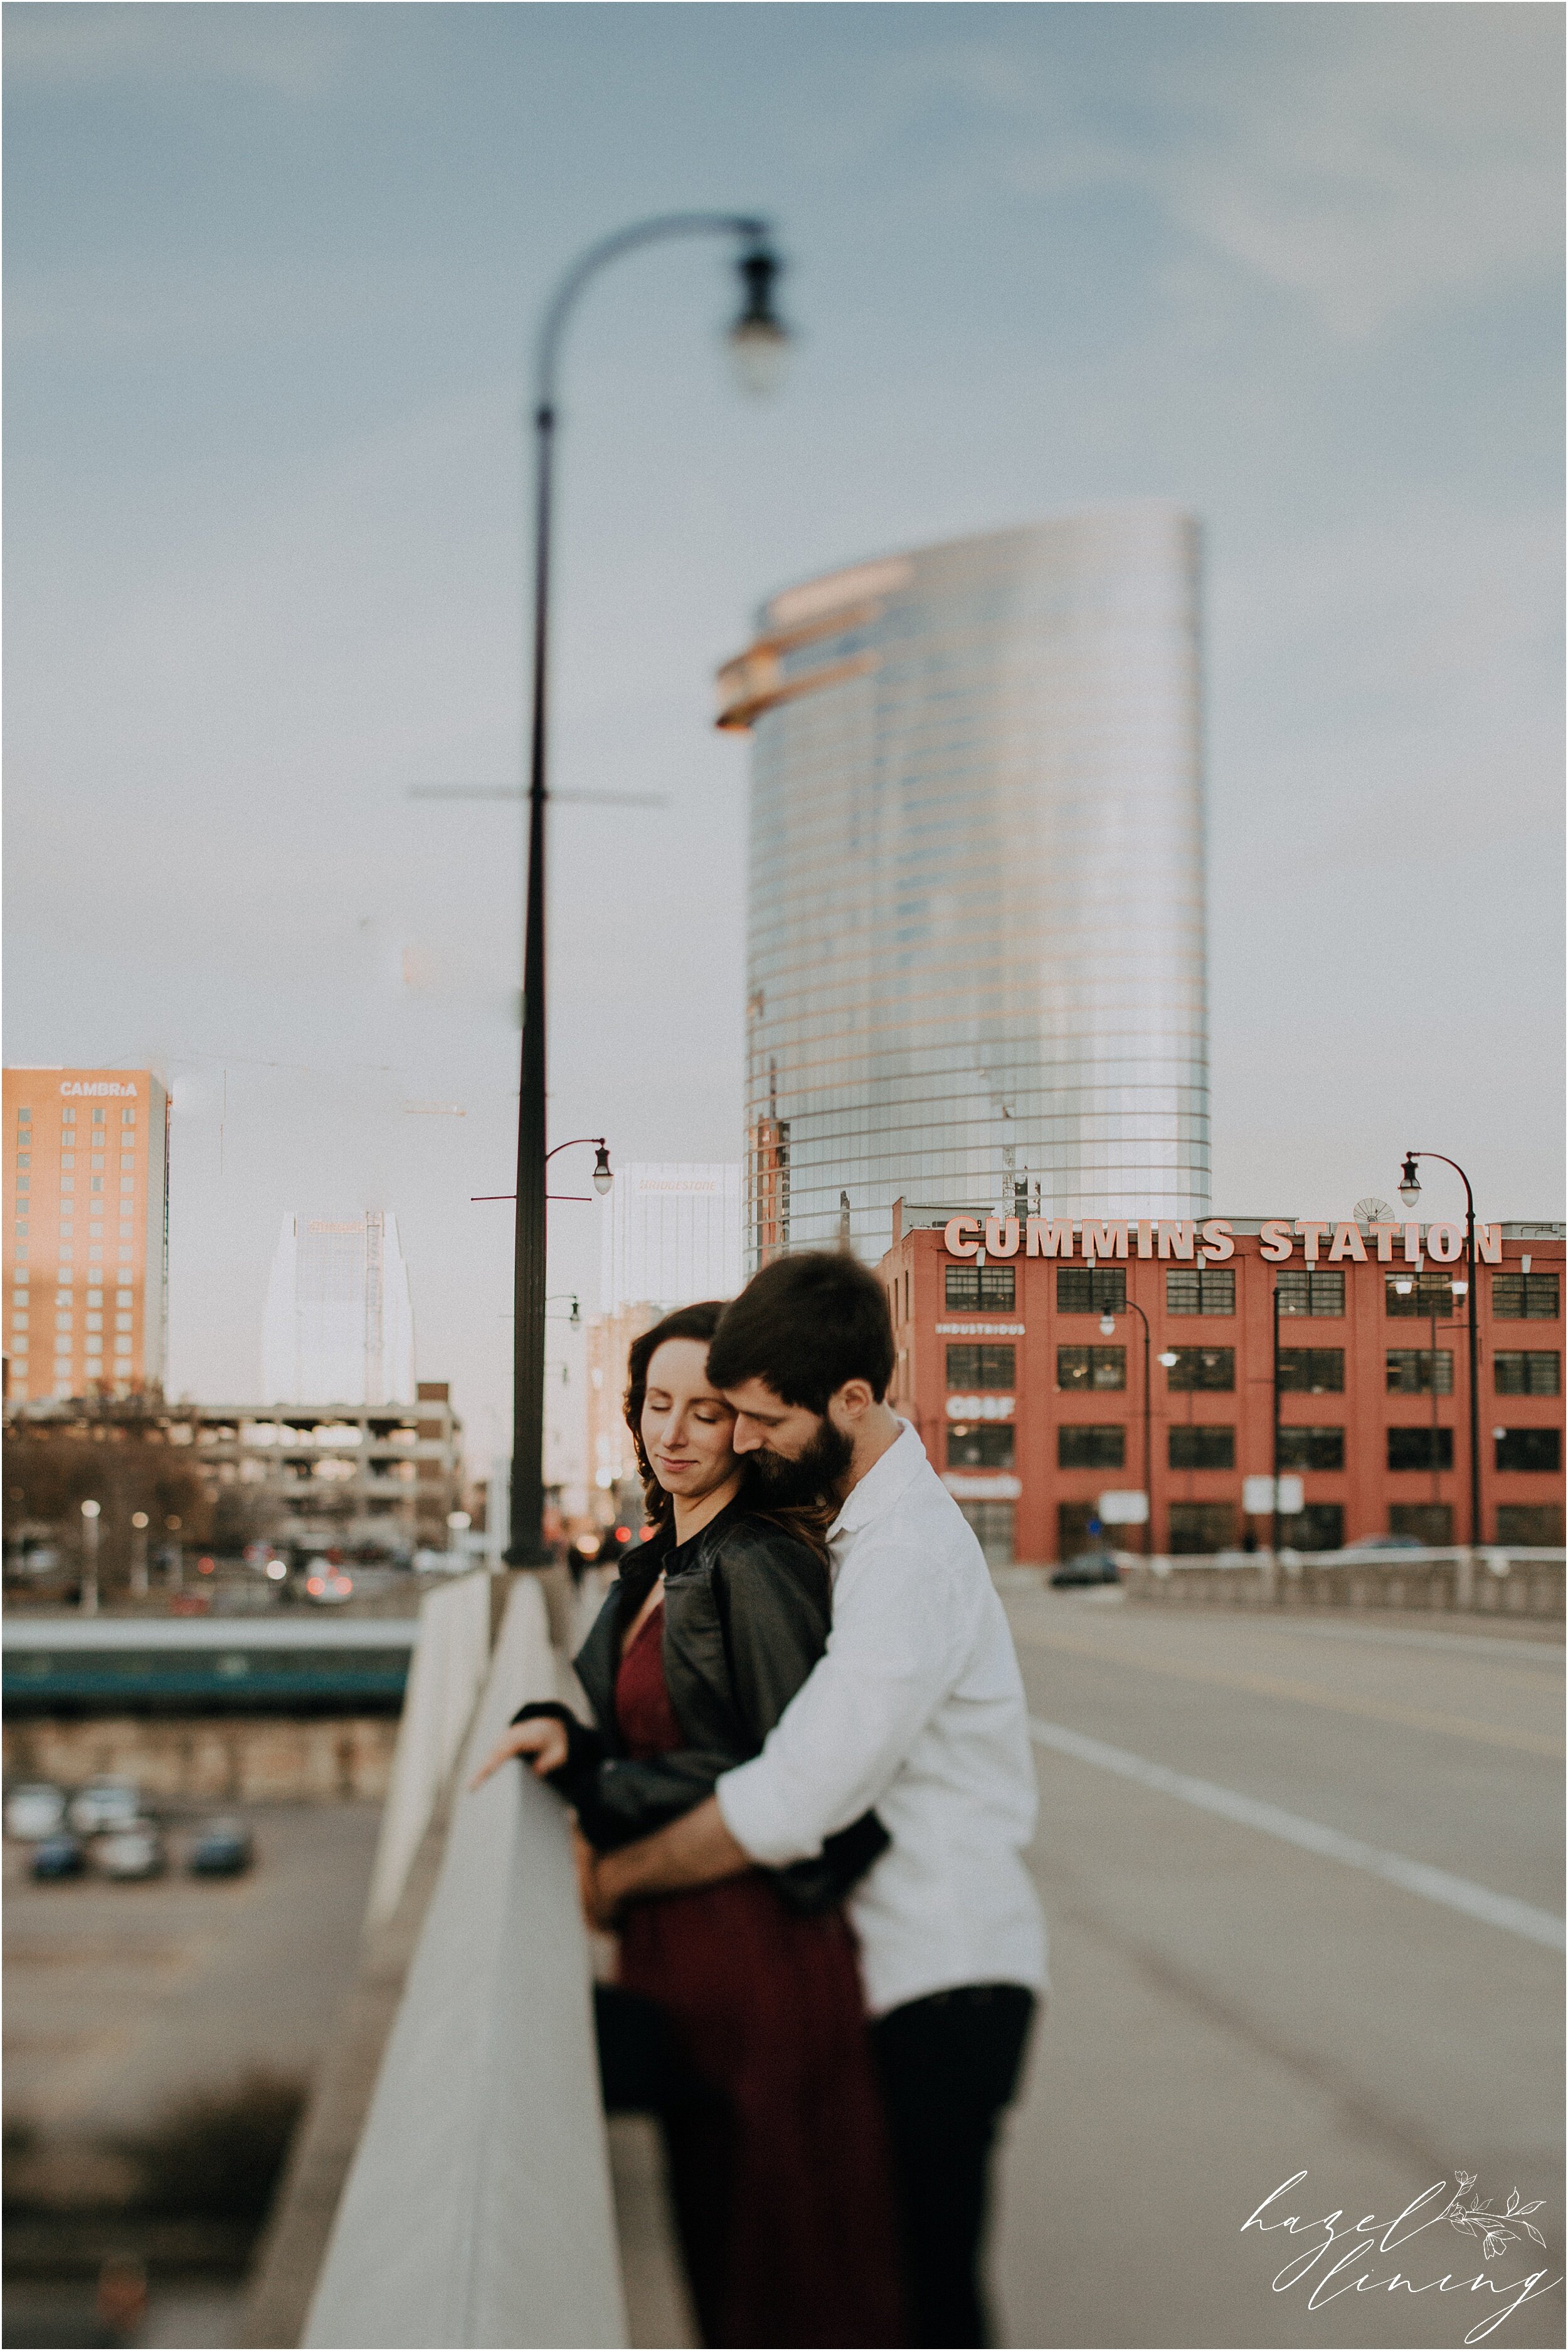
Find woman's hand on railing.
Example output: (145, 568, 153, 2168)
(470, 1716, 571, 1790)
(572, 1827, 620, 1932)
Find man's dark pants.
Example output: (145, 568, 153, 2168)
(870, 1982, 1036, 2349)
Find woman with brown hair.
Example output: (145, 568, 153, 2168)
(471, 1302, 904, 2348)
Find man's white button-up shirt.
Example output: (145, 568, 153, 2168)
(717, 1420, 1046, 2018)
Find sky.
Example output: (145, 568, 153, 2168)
(5, 2, 1562, 1468)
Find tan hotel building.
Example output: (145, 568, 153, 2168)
(3, 1068, 170, 1403)
(881, 1203, 1565, 1564)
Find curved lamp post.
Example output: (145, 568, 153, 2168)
(1098, 1302, 1178, 1555)
(509, 219, 788, 1564)
(1399, 1152, 1482, 1546)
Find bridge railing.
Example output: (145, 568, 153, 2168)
(241, 1573, 628, 2350)
(1120, 1545, 1565, 1618)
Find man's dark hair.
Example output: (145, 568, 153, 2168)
(707, 1251, 895, 1413)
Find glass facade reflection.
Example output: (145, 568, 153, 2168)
(718, 511, 1210, 1267)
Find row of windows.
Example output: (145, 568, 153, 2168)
(1052, 1500, 1566, 1558)
(941, 1266, 1562, 1319)
(946, 1342, 1562, 1398)
(13, 1108, 137, 1133)
(16, 1149, 137, 1165)
(950, 1425, 1562, 1474)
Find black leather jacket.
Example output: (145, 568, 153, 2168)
(516, 1500, 887, 1914)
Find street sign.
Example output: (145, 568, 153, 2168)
(1098, 1490, 1150, 1526)
(1243, 1475, 1304, 1515)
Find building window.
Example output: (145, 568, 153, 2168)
(948, 1424, 1015, 1469)
(1494, 1351, 1560, 1396)
(1276, 1270, 1345, 1317)
(1056, 1266, 1126, 1314)
(1492, 1273, 1560, 1320)
(1056, 1500, 1101, 1561)
(958, 1500, 1015, 1568)
(1495, 1427, 1561, 1473)
(1387, 1426, 1453, 1471)
(1057, 1345, 1125, 1392)
(1276, 1426, 1345, 1472)
(946, 1343, 1015, 1389)
(1279, 1504, 1345, 1552)
(1058, 1425, 1125, 1470)
(945, 1265, 1016, 1310)
(1168, 1502, 1237, 1554)
(1165, 1268, 1236, 1316)
(1385, 1274, 1461, 1319)
(1385, 1350, 1451, 1395)
(1496, 1504, 1565, 1545)
(1389, 1503, 1452, 1545)
(1165, 1347, 1235, 1392)
(1168, 1425, 1234, 1470)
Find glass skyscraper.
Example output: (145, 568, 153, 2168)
(262, 1210, 416, 1404)
(718, 507, 1210, 1266)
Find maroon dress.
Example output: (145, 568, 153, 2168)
(613, 1601, 907, 2349)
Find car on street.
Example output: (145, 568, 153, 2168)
(93, 1822, 166, 1881)
(188, 1818, 255, 1877)
(67, 1777, 143, 1836)
(1050, 1550, 1125, 1588)
(6, 1783, 67, 1842)
(30, 1831, 87, 1880)
(304, 1564, 354, 1604)
(1344, 1531, 1429, 1551)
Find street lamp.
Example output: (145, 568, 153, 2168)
(79, 1498, 100, 1618)
(130, 1509, 150, 1600)
(1397, 1152, 1483, 1546)
(508, 218, 788, 1571)
(1098, 1302, 1158, 1556)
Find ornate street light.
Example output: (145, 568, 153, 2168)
(1098, 1303, 1155, 1556)
(1397, 1150, 1483, 1546)
(509, 215, 788, 1567)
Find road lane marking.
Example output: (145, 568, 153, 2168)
(1029, 1717, 1565, 1951)
(1013, 1626, 1564, 1757)
(1222, 1617, 1565, 1668)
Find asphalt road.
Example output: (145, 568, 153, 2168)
(992, 1587, 1565, 2351)
(3, 1802, 381, 2139)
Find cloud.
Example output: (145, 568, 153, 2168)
(4, 4, 348, 100)
(891, 8, 1562, 336)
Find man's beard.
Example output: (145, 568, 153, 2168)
(744, 1415, 854, 1509)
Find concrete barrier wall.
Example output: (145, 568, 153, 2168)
(1122, 1546, 1565, 1618)
(1, 1711, 400, 1800)
(364, 1570, 493, 1928)
(302, 1576, 626, 2350)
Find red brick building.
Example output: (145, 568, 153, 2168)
(879, 1206, 1565, 1565)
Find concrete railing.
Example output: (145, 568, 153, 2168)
(1121, 1546, 1565, 1618)
(363, 1569, 493, 1928)
(301, 1573, 625, 2348)
(233, 1572, 625, 2350)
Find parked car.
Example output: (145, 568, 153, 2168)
(188, 1818, 254, 1877)
(1050, 1550, 1124, 1588)
(93, 1822, 166, 1881)
(1344, 1532, 1429, 1552)
(30, 1831, 87, 1880)
(303, 1564, 353, 1605)
(6, 1783, 67, 1842)
(67, 1777, 143, 1836)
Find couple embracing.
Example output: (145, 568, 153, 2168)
(475, 1251, 1046, 2348)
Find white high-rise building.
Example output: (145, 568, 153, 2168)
(718, 508, 1211, 1266)
(599, 1164, 743, 1315)
(262, 1210, 416, 1404)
